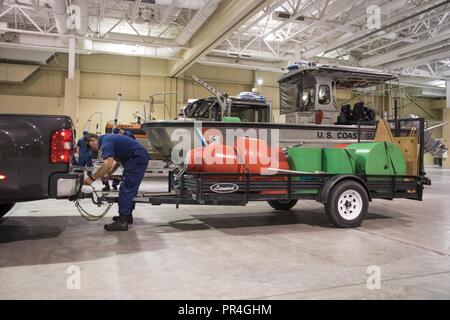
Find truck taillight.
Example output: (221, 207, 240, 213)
(50, 129, 73, 164)
(0, 174, 6, 181)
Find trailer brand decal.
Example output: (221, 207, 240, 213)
(210, 183, 239, 193)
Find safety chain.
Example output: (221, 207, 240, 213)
(74, 186, 115, 222)
(74, 200, 114, 222)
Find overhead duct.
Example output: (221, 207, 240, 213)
(404, 87, 446, 98)
(0, 47, 54, 64)
(88, 41, 181, 58)
(51, 0, 68, 34)
(0, 63, 40, 84)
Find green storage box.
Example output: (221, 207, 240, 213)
(346, 142, 406, 175)
(288, 147, 323, 173)
(222, 116, 241, 122)
(323, 148, 356, 174)
(288, 147, 323, 195)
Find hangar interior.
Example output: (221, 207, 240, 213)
(0, 0, 450, 300)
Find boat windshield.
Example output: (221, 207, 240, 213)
(185, 99, 217, 119)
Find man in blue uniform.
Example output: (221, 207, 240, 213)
(101, 128, 136, 191)
(74, 131, 93, 168)
(113, 127, 135, 140)
(111, 128, 136, 190)
(83, 133, 149, 231)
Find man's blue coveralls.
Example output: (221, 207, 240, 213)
(111, 129, 136, 189)
(112, 127, 135, 140)
(98, 134, 149, 216)
(76, 136, 93, 167)
(124, 131, 135, 139)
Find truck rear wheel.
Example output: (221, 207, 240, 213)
(325, 180, 368, 228)
(0, 203, 15, 218)
(268, 200, 298, 211)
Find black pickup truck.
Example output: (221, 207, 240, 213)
(0, 114, 83, 218)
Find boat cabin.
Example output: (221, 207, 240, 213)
(278, 63, 397, 124)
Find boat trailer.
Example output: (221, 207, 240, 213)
(72, 118, 431, 228)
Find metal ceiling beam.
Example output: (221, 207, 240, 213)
(344, 8, 450, 54)
(281, 0, 361, 42)
(359, 28, 450, 67)
(130, 0, 142, 23)
(0, 5, 14, 19)
(360, 18, 450, 57)
(320, 0, 450, 57)
(15, 4, 43, 32)
(257, 0, 320, 40)
(159, 0, 177, 27)
(211, 48, 286, 61)
(301, 0, 418, 58)
(100, 0, 106, 21)
(100, 18, 123, 38)
(237, 0, 286, 36)
(169, 0, 273, 77)
(198, 55, 285, 72)
(382, 46, 450, 70)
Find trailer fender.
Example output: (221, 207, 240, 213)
(318, 175, 371, 204)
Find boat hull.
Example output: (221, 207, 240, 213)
(141, 121, 377, 161)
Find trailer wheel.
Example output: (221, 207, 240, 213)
(0, 203, 15, 218)
(268, 200, 298, 211)
(325, 180, 368, 228)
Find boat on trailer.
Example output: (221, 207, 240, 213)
(141, 64, 395, 161)
(140, 63, 445, 161)
(142, 120, 377, 161)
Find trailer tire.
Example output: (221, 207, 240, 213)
(268, 200, 298, 211)
(0, 203, 15, 218)
(325, 180, 368, 228)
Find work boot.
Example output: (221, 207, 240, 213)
(102, 184, 110, 192)
(113, 214, 133, 224)
(104, 215, 129, 231)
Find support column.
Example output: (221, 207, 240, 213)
(64, 37, 79, 126)
(443, 80, 450, 169)
(447, 80, 450, 109)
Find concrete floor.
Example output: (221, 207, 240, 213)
(1, 167, 450, 299)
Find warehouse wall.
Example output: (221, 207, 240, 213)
(0, 94, 64, 115)
(0, 53, 265, 136)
